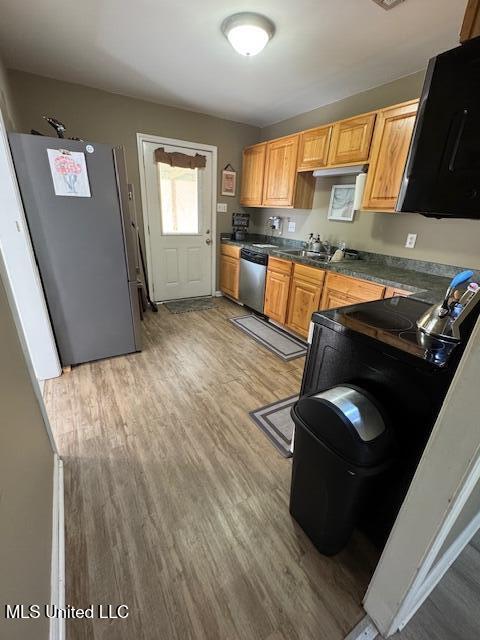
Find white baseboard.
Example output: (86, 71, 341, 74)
(215, 290, 223, 297)
(221, 292, 244, 305)
(50, 454, 65, 640)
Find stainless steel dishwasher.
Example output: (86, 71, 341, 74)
(239, 248, 268, 314)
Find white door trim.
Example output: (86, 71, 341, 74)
(364, 314, 480, 637)
(136, 133, 217, 300)
(0, 109, 61, 380)
(49, 454, 65, 640)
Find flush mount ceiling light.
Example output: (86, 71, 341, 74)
(221, 12, 275, 57)
(372, 0, 406, 9)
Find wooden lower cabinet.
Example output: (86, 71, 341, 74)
(321, 289, 353, 310)
(384, 286, 412, 298)
(263, 258, 292, 324)
(220, 255, 240, 299)
(261, 259, 412, 337)
(286, 264, 326, 338)
(320, 273, 385, 310)
(264, 270, 291, 323)
(219, 244, 241, 300)
(286, 278, 322, 337)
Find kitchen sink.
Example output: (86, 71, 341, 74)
(274, 249, 333, 262)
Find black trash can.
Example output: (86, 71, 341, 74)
(289, 384, 394, 556)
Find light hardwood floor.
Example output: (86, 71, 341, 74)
(44, 298, 378, 640)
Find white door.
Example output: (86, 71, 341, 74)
(141, 139, 213, 302)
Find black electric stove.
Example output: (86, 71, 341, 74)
(300, 296, 471, 548)
(320, 296, 459, 368)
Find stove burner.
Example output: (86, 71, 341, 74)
(398, 330, 446, 352)
(344, 308, 414, 332)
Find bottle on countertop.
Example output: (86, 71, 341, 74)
(307, 233, 314, 250)
(312, 234, 321, 253)
(331, 240, 346, 262)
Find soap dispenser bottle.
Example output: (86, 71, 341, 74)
(312, 234, 321, 253)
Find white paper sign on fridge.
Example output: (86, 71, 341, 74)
(47, 148, 91, 197)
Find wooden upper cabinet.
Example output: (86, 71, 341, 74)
(297, 126, 332, 171)
(362, 100, 419, 212)
(263, 135, 299, 207)
(327, 112, 376, 166)
(240, 143, 266, 206)
(460, 0, 480, 42)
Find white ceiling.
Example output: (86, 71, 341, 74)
(0, 0, 466, 127)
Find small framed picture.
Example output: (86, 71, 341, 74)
(221, 169, 236, 197)
(327, 185, 355, 221)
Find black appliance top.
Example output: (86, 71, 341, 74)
(313, 296, 458, 368)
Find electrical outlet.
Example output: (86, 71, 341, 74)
(288, 221, 296, 233)
(405, 233, 417, 249)
(216, 203, 227, 213)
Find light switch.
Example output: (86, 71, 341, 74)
(288, 221, 296, 232)
(216, 203, 228, 213)
(405, 233, 417, 249)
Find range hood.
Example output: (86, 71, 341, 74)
(313, 165, 367, 212)
(312, 164, 367, 178)
(397, 36, 480, 219)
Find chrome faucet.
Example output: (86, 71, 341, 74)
(322, 240, 332, 255)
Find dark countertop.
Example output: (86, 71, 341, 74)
(221, 238, 452, 304)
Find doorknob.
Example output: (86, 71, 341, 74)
(206, 238, 212, 245)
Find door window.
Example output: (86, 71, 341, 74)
(158, 164, 199, 235)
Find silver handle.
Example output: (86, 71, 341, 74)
(206, 238, 212, 245)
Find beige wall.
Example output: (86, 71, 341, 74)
(253, 71, 480, 270)
(0, 271, 54, 640)
(0, 55, 16, 131)
(0, 55, 54, 640)
(8, 70, 260, 284)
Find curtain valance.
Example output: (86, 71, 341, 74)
(154, 148, 206, 169)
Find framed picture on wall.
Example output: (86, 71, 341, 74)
(327, 184, 355, 221)
(221, 167, 236, 196)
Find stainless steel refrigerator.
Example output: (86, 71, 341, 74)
(9, 133, 142, 366)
